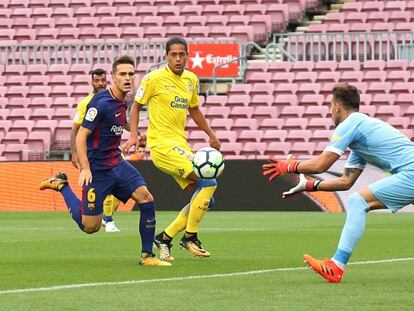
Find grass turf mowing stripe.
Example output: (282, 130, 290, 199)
(1, 257, 413, 295)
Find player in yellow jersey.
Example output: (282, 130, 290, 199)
(123, 37, 221, 260)
(71, 68, 121, 233)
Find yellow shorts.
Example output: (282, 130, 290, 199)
(150, 143, 195, 190)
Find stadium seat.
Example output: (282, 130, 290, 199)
(30, 108, 55, 121)
(264, 141, 291, 156)
(317, 71, 340, 83)
(258, 118, 285, 131)
(279, 106, 305, 118)
(274, 94, 298, 107)
(34, 119, 58, 135)
(286, 129, 312, 142)
(188, 130, 208, 144)
(12, 120, 35, 134)
(7, 108, 31, 121)
(251, 94, 274, 107)
(0, 120, 12, 135)
(375, 105, 400, 118)
(387, 117, 410, 130)
(54, 119, 73, 149)
(240, 142, 267, 157)
(359, 105, 377, 117)
(215, 130, 237, 143)
(309, 129, 332, 143)
(290, 142, 316, 157)
(261, 129, 288, 143)
(231, 118, 258, 131)
(251, 83, 274, 96)
(0, 108, 9, 120)
(205, 106, 230, 119)
(53, 107, 75, 121)
(3, 143, 30, 161)
(304, 105, 329, 118)
(204, 95, 227, 108)
(246, 72, 272, 83)
(2, 131, 27, 144)
(219, 142, 242, 156)
(210, 118, 233, 131)
(237, 130, 264, 143)
(271, 72, 294, 84)
(307, 117, 333, 130)
(300, 94, 325, 107)
(252, 106, 278, 119)
(225, 94, 249, 107)
(267, 62, 292, 73)
(371, 94, 397, 108)
(387, 70, 410, 83)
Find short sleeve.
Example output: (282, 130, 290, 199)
(134, 73, 155, 106)
(73, 94, 92, 125)
(345, 150, 366, 169)
(324, 118, 360, 156)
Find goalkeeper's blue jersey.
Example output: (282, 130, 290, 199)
(325, 112, 414, 174)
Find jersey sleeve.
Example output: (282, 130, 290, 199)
(73, 94, 92, 125)
(345, 150, 367, 169)
(324, 120, 360, 156)
(81, 96, 105, 131)
(134, 73, 155, 106)
(189, 77, 199, 108)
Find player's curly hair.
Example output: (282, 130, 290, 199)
(112, 55, 135, 74)
(332, 83, 360, 110)
(166, 37, 188, 54)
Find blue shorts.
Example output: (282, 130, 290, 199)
(82, 160, 146, 216)
(368, 170, 414, 213)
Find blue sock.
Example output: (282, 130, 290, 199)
(139, 201, 156, 254)
(333, 192, 368, 267)
(61, 185, 84, 231)
(103, 215, 113, 223)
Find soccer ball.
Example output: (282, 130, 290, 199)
(192, 147, 225, 179)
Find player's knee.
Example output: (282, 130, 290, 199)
(83, 223, 101, 234)
(348, 192, 369, 213)
(134, 186, 154, 203)
(196, 178, 217, 188)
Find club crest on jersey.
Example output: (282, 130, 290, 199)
(136, 86, 144, 100)
(85, 107, 98, 121)
(178, 168, 185, 176)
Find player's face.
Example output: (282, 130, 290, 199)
(112, 64, 136, 94)
(91, 74, 107, 93)
(166, 44, 187, 75)
(136, 147, 145, 159)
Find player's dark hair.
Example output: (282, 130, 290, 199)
(138, 143, 146, 148)
(112, 55, 135, 74)
(166, 37, 188, 54)
(332, 84, 360, 110)
(90, 68, 106, 79)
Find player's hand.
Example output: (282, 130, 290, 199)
(79, 168, 92, 186)
(262, 156, 300, 182)
(121, 135, 139, 154)
(71, 151, 80, 170)
(209, 136, 221, 150)
(282, 174, 321, 199)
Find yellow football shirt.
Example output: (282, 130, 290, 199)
(134, 65, 199, 148)
(72, 93, 94, 125)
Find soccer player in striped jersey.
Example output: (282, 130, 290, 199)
(123, 37, 221, 261)
(40, 56, 170, 266)
(263, 84, 414, 282)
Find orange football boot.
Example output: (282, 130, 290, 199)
(304, 254, 344, 283)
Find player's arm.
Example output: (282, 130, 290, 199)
(70, 123, 81, 169)
(122, 102, 141, 153)
(263, 151, 339, 182)
(282, 167, 362, 198)
(189, 106, 221, 150)
(76, 126, 93, 186)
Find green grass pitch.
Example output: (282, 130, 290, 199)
(0, 211, 413, 310)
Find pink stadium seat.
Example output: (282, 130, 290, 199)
(337, 60, 360, 72)
(51, 7, 74, 18)
(36, 28, 59, 40)
(0, 120, 12, 135)
(227, 94, 250, 107)
(215, 130, 237, 143)
(240, 142, 267, 157)
(268, 62, 292, 73)
(367, 81, 392, 94)
(387, 117, 410, 130)
(275, 83, 298, 95)
(51, 85, 74, 97)
(317, 71, 340, 83)
(293, 71, 317, 83)
(363, 60, 386, 72)
(237, 130, 264, 143)
(324, 12, 345, 24)
(166, 26, 189, 38)
(389, 11, 411, 23)
(375, 105, 400, 119)
(228, 84, 251, 95)
(274, 94, 298, 107)
(30, 108, 55, 121)
(53, 97, 76, 108)
(32, 7, 53, 18)
(286, 129, 312, 142)
(117, 5, 137, 17)
(229, 106, 254, 119)
(7, 108, 31, 121)
(297, 83, 321, 98)
(279, 106, 305, 118)
(210, 118, 233, 131)
(0, 108, 9, 120)
(391, 82, 414, 94)
(303, 105, 329, 118)
(384, 1, 406, 12)
(141, 15, 163, 28)
(220, 142, 242, 156)
(387, 70, 410, 83)
(359, 105, 377, 117)
(252, 106, 278, 119)
(33, 119, 58, 134)
(309, 129, 332, 143)
(12, 120, 35, 134)
(5, 76, 29, 87)
(28, 85, 52, 98)
(367, 11, 389, 23)
(2, 131, 28, 144)
(251, 94, 274, 107)
(396, 94, 414, 112)
(258, 118, 285, 131)
(264, 142, 291, 156)
(181, 4, 202, 16)
(261, 129, 288, 143)
(339, 71, 363, 83)
(345, 12, 367, 24)
(291, 61, 314, 72)
(341, 1, 362, 13)
(205, 106, 230, 119)
(27, 75, 50, 87)
(230, 25, 255, 42)
(97, 16, 120, 28)
(231, 118, 258, 131)
(54, 119, 73, 148)
(182, 15, 203, 27)
(3, 143, 30, 161)
(188, 130, 208, 144)
(205, 15, 228, 27)
(53, 107, 75, 121)
(251, 83, 274, 96)
(203, 4, 225, 16)
(364, 71, 387, 83)
(204, 95, 227, 107)
(290, 142, 316, 157)
(246, 72, 272, 83)
(55, 17, 77, 28)
(371, 94, 397, 107)
(284, 118, 308, 130)
(188, 26, 210, 38)
(307, 117, 333, 130)
(271, 72, 294, 84)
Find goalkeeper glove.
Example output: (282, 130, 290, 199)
(262, 156, 300, 182)
(282, 174, 321, 199)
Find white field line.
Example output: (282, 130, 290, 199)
(0, 257, 413, 295)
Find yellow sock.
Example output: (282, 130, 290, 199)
(165, 204, 189, 238)
(103, 195, 114, 218)
(186, 186, 216, 234)
(111, 196, 121, 213)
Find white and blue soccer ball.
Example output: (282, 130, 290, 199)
(192, 147, 225, 179)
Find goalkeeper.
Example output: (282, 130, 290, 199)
(263, 84, 414, 283)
